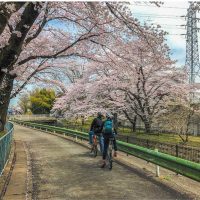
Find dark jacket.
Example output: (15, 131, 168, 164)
(90, 117, 103, 134)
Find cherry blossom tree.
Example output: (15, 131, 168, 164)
(53, 35, 189, 133)
(157, 83, 200, 143)
(0, 2, 140, 131)
(0, 2, 43, 130)
(0, 1, 179, 133)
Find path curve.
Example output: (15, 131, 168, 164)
(14, 124, 189, 200)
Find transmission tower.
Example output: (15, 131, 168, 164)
(185, 2, 200, 84)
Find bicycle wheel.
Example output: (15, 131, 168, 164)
(92, 135, 98, 157)
(108, 138, 115, 170)
(108, 150, 113, 170)
(93, 145, 98, 157)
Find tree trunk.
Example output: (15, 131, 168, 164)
(186, 134, 189, 142)
(81, 115, 85, 126)
(113, 112, 118, 131)
(178, 134, 188, 143)
(0, 3, 43, 131)
(143, 118, 151, 133)
(0, 73, 14, 131)
(123, 110, 137, 132)
(132, 115, 137, 132)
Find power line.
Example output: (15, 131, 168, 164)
(144, 20, 188, 26)
(157, 24, 186, 27)
(167, 33, 186, 36)
(159, 6, 187, 10)
(154, 26, 185, 30)
(141, 21, 187, 30)
(133, 13, 183, 18)
(132, 14, 188, 21)
(130, 3, 188, 10)
(133, 12, 200, 21)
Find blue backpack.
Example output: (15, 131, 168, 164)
(103, 120, 113, 135)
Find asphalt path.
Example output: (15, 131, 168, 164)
(14, 124, 189, 200)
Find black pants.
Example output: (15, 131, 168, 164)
(103, 135, 117, 160)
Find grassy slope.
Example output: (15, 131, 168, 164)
(61, 118, 200, 148)
(0, 131, 6, 138)
(132, 132, 200, 147)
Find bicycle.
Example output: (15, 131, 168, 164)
(91, 134, 98, 157)
(106, 137, 115, 170)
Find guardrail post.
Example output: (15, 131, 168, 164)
(155, 149, 160, 177)
(126, 136, 129, 156)
(75, 135, 78, 141)
(147, 139, 149, 148)
(176, 145, 179, 157)
(176, 145, 179, 175)
(146, 140, 150, 163)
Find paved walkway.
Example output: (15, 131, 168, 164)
(5, 124, 191, 200)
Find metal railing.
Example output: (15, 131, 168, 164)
(9, 114, 56, 121)
(0, 122, 14, 175)
(116, 135, 200, 163)
(117, 140, 200, 182)
(14, 120, 200, 182)
(39, 121, 200, 163)
(55, 121, 200, 136)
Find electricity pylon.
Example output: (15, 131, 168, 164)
(185, 2, 200, 84)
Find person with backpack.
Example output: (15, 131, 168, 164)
(89, 112, 104, 153)
(100, 112, 118, 168)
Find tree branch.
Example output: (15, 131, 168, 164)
(0, 2, 25, 35)
(24, 3, 49, 46)
(0, 2, 43, 71)
(10, 59, 47, 98)
(18, 31, 106, 66)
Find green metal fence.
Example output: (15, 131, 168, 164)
(0, 122, 14, 175)
(14, 120, 200, 182)
(28, 120, 200, 163)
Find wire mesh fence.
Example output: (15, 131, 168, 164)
(0, 122, 14, 175)
(9, 114, 55, 121)
(28, 120, 200, 163)
(116, 135, 200, 163)
(62, 122, 200, 163)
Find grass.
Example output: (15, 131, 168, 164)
(118, 126, 200, 147)
(0, 131, 6, 138)
(59, 118, 200, 148)
(163, 176, 172, 181)
(130, 132, 200, 148)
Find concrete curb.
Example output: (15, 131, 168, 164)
(0, 141, 16, 199)
(3, 140, 28, 200)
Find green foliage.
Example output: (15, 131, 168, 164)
(0, 131, 6, 138)
(29, 88, 56, 114)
